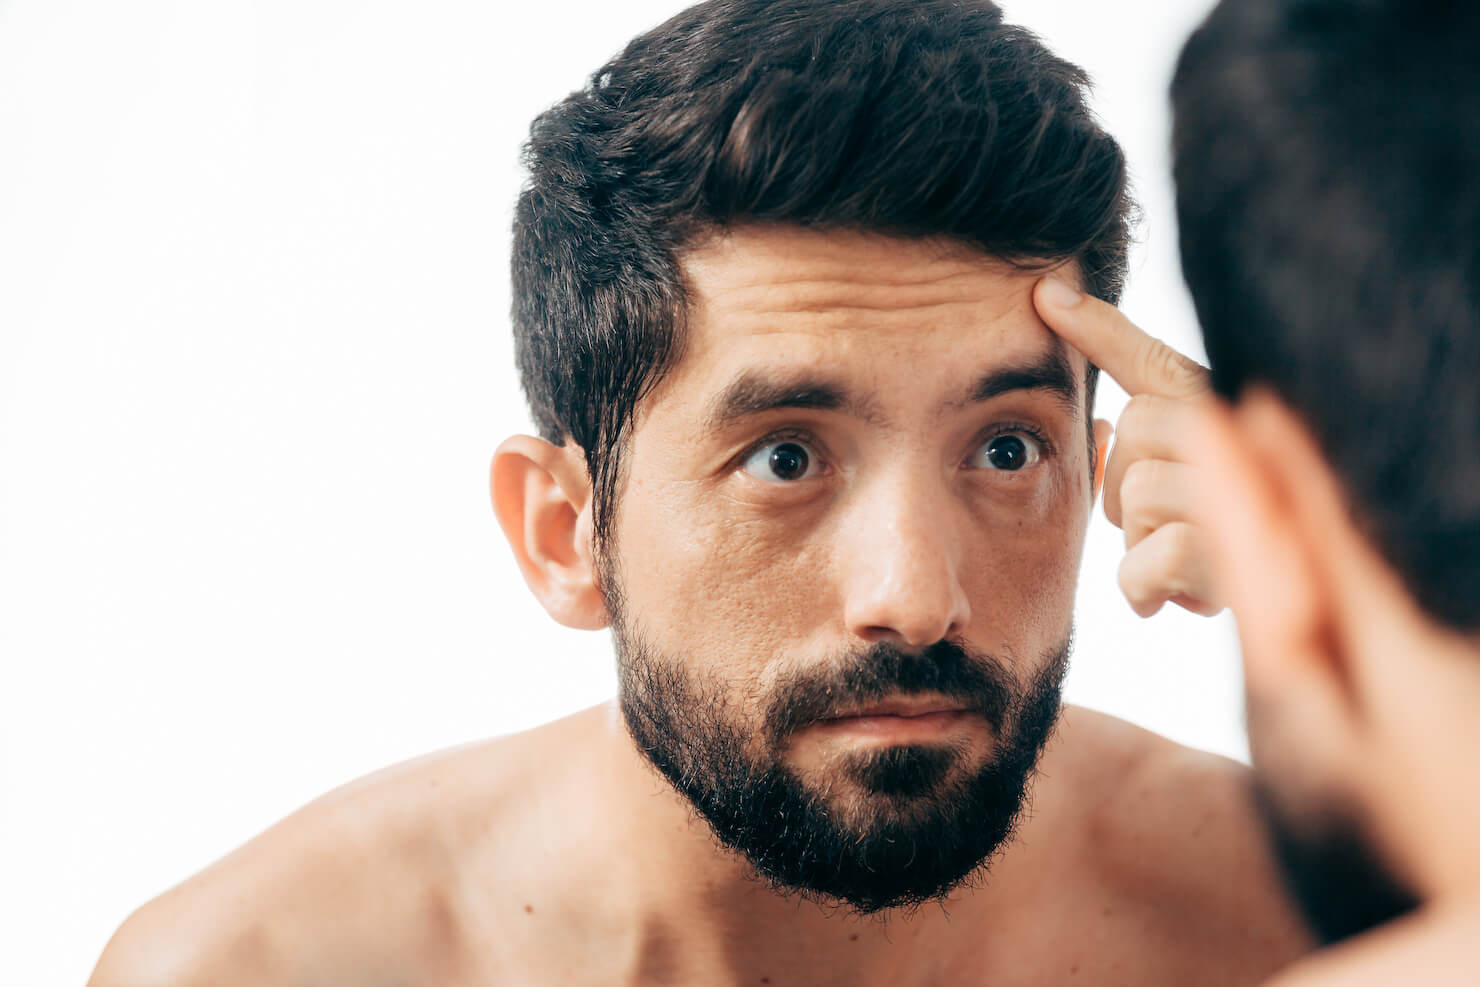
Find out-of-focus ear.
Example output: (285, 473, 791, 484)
(490, 435, 608, 630)
(1193, 391, 1357, 739)
(1092, 417, 1113, 502)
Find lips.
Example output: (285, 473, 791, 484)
(821, 696, 970, 721)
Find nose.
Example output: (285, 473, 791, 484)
(839, 473, 972, 649)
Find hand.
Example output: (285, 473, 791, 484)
(1033, 276, 1223, 618)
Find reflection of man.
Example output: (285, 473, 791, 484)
(1180, 1, 1480, 983)
(89, 1, 1311, 983)
(1046, 1, 1480, 984)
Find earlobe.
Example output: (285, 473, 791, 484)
(490, 435, 609, 630)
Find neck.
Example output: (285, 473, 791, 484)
(1364, 637, 1480, 908)
(588, 701, 976, 985)
(1380, 757, 1480, 908)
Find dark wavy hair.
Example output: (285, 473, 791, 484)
(513, 0, 1134, 542)
(1173, 0, 1480, 628)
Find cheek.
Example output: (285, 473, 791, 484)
(957, 470, 1090, 639)
(611, 477, 832, 680)
(613, 460, 1093, 672)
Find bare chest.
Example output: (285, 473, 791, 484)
(451, 889, 1236, 987)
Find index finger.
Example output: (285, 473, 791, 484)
(1033, 276, 1209, 399)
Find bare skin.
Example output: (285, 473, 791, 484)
(91, 704, 1306, 986)
(91, 227, 1313, 985)
(1264, 907, 1480, 987)
(1188, 387, 1480, 987)
(1062, 294, 1480, 986)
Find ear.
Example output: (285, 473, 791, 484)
(1193, 391, 1360, 742)
(1091, 417, 1113, 502)
(490, 435, 609, 630)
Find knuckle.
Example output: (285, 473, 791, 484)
(1117, 394, 1159, 438)
(1156, 524, 1202, 588)
(1139, 524, 1194, 580)
(1123, 521, 1150, 552)
(1119, 520, 1207, 619)
(1116, 553, 1145, 599)
(1154, 344, 1210, 393)
(1116, 553, 1164, 617)
(1118, 459, 1162, 514)
(1167, 521, 1199, 562)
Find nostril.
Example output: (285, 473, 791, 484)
(838, 509, 971, 648)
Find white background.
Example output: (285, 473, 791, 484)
(0, 0, 1226, 982)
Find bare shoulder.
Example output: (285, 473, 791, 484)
(1056, 707, 1282, 904)
(1057, 706, 1260, 865)
(87, 706, 607, 987)
(1051, 706, 1315, 978)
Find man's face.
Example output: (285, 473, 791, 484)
(604, 226, 1099, 912)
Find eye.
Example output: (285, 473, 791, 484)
(968, 431, 1043, 472)
(741, 439, 823, 483)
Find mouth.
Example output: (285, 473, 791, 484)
(810, 696, 976, 740)
(823, 696, 971, 720)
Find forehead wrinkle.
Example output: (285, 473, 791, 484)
(684, 241, 1033, 327)
(687, 302, 1082, 433)
(683, 224, 1006, 287)
(674, 229, 1087, 432)
(708, 272, 1026, 324)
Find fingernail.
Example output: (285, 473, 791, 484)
(1041, 276, 1083, 309)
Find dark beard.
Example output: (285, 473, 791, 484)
(1253, 780, 1421, 945)
(615, 621, 1068, 915)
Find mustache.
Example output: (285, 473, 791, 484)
(762, 640, 1019, 745)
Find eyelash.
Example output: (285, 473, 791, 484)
(732, 422, 1056, 471)
(735, 427, 824, 468)
(972, 421, 1055, 460)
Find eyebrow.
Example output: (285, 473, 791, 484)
(702, 372, 883, 432)
(952, 346, 1083, 420)
(703, 346, 1083, 433)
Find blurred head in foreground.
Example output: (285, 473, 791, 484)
(497, 0, 1128, 913)
(1173, 0, 1480, 946)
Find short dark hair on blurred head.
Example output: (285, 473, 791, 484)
(1173, 0, 1480, 628)
(514, 0, 1134, 544)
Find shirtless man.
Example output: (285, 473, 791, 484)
(88, 1, 1311, 983)
(1154, 0, 1479, 983)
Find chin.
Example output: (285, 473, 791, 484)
(847, 744, 985, 808)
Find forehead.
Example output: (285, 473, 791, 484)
(662, 225, 1083, 413)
